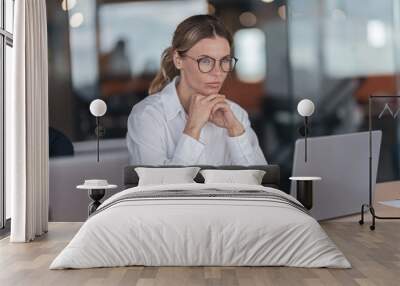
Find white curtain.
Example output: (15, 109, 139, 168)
(6, 0, 49, 242)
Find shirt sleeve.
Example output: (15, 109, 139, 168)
(226, 104, 268, 166)
(126, 107, 205, 165)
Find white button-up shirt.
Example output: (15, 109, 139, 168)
(126, 76, 267, 166)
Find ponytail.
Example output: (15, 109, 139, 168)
(148, 47, 180, 95)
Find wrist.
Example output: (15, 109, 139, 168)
(228, 122, 245, 137)
(183, 124, 201, 140)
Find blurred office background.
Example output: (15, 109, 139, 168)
(46, 0, 400, 194)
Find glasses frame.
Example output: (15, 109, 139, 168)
(182, 54, 238, 73)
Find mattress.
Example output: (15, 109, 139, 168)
(50, 183, 351, 269)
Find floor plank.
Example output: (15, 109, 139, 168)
(1, 185, 400, 286)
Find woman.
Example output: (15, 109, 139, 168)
(126, 14, 267, 166)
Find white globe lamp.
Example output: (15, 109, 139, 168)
(90, 99, 107, 117)
(297, 99, 315, 117)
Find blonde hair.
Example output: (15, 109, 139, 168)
(148, 14, 233, 95)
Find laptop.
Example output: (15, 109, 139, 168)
(291, 131, 382, 220)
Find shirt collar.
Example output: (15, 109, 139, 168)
(161, 76, 186, 121)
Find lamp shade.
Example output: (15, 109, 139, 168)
(90, 99, 107, 117)
(297, 99, 315, 117)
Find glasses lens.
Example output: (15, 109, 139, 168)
(221, 57, 236, 72)
(198, 57, 215, 73)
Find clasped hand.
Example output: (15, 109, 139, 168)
(183, 93, 245, 140)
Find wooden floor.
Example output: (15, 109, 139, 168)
(1, 182, 400, 286)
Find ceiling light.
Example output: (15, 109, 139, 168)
(61, 0, 77, 11)
(367, 20, 386, 48)
(239, 12, 257, 27)
(70, 12, 84, 28)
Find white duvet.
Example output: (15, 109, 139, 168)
(50, 183, 351, 269)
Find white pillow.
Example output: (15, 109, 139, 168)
(200, 169, 266, 185)
(135, 167, 200, 186)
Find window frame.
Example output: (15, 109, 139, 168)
(0, 0, 14, 231)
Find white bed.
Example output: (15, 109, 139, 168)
(50, 183, 351, 269)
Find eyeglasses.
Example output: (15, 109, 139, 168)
(183, 54, 238, 73)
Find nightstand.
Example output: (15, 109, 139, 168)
(77, 180, 117, 216)
(289, 176, 321, 210)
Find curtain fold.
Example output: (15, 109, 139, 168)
(7, 0, 49, 242)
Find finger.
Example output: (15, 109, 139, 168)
(191, 94, 205, 102)
(213, 101, 231, 113)
(189, 95, 206, 110)
(202, 94, 225, 102)
(210, 97, 227, 105)
(208, 98, 227, 110)
(211, 102, 229, 114)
